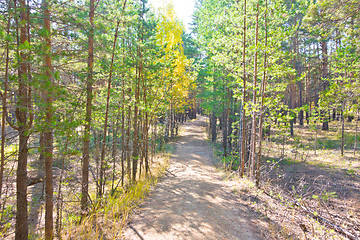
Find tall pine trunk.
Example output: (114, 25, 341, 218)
(42, 0, 54, 238)
(256, 0, 268, 187)
(250, 3, 259, 178)
(15, 0, 33, 238)
(321, 40, 329, 131)
(354, 111, 358, 155)
(99, 19, 121, 197)
(126, 106, 132, 181)
(341, 104, 345, 156)
(240, 0, 247, 177)
(211, 113, 217, 142)
(81, 0, 95, 213)
(132, 63, 140, 182)
(0, 1, 11, 201)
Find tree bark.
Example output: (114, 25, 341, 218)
(295, 31, 303, 126)
(222, 97, 228, 156)
(321, 40, 329, 131)
(42, 0, 54, 238)
(256, 0, 267, 187)
(126, 106, 132, 181)
(240, 0, 247, 177)
(250, 3, 259, 178)
(99, 19, 121, 197)
(15, 0, 33, 238)
(211, 113, 217, 142)
(0, 1, 11, 201)
(354, 111, 358, 155)
(341, 105, 345, 156)
(132, 64, 140, 182)
(81, 0, 95, 213)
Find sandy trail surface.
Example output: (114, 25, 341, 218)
(122, 116, 263, 240)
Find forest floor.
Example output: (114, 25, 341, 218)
(122, 116, 265, 240)
(228, 122, 360, 240)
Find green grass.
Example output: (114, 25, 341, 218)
(0, 205, 14, 238)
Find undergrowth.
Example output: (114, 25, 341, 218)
(208, 122, 359, 239)
(62, 154, 170, 239)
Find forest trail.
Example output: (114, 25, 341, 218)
(122, 116, 263, 240)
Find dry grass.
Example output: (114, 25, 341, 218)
(212, 119, 360, 239)
(245, 120, 359, 239)
(60, 152, 170, 240)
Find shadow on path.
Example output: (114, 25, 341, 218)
(122, 116, 265, 240)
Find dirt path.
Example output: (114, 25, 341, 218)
(122, 116, 264, 240)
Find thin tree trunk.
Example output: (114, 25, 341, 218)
(321, 40, 329, 131)
(81, 0, 95, 213)
(314, 125, 317, 156)
(256, 0, 268, 187)
(250, 2, 259, 178)
(0, 1, 11, 200)
(165, 110, 170, 142)
(144, 112, 149, 174)
(99, 19, 121, 197)
(111, 119, 118, 191)
(294, 28, 303, 126)
(126, 106, 131, 182)
(170, 108, 173, 139)
(238, 102, 243, 161)
(211, 113, 217, 142)
(42, 0, 54, 238)
(120, 105, 125, 186)
(240, 0, 247, 177)
(222, 99, 228, 156)
(55, 131, 70, 238)
(229, 97, 235, 152)
(132, 66, 140, 182)
(354, 111, 358, 155)
(120, 35, 127, 187)
(15, 0, 33, 238)
(341, 105, 345, 156)
(120, 75, 126, 186)
(305, 51, 309, 125)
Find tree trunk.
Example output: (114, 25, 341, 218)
(294, 27, 303, 126)
(55, 135, 70, 238)
(228, 95, 234, 152)
(42, 0, 54, 238)
(143, 78, 149, 176)
(145, 113, 150, 174)
(250, 3, 259, 178)
(126, 106, 131, 182)
(120, 78, 126, 187)
(354, 111, 358, 155)
(99, 19, 121, 197)
(111, 119, 118, 191)
(240, 0, 247, 177)
(222, 99, 228, 156)
(165, 110, 170, 142)
(321, 40, 329, 131)
(0, 2, 11, 201)
(256, 0, 267, 187)
(341, 106, 345, 156)
(81, 0, 95, 213)
(132, 61, 140, 182)
(211, 113, 217, 142)
(15, 0, 33, 238)
(120, 106, 125, 186)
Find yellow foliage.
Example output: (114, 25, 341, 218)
(155, 1, 194, 112)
